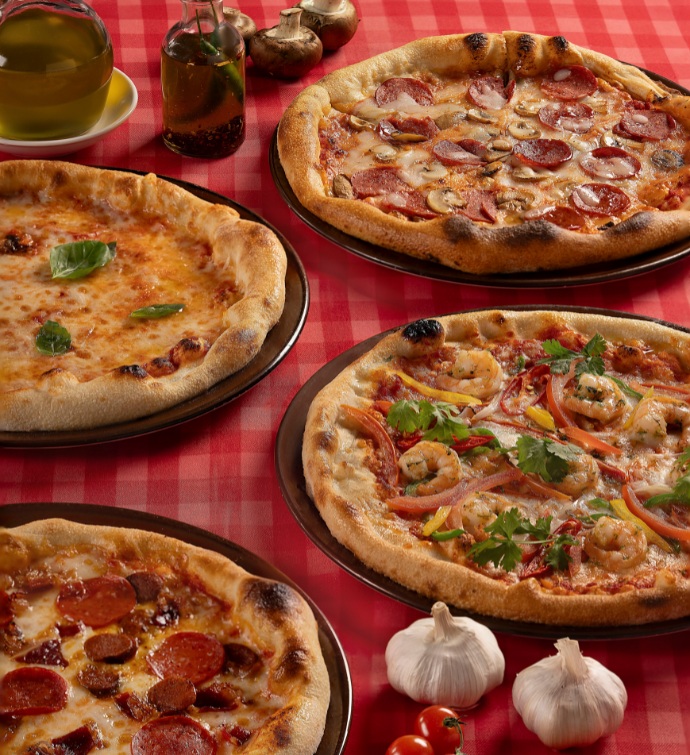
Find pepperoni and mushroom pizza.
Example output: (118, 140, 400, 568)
(278, 31, 690, 274)
(0, 519, 330, 754)
(0, 160, 287, 432)
(302, 309, 690, 626)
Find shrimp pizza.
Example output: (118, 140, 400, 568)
(278, 31, 690, 274)
(0, 519, 330, 754)
(302, 309, 690, 626)
(0, 160, 287, 432)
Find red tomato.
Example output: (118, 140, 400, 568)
(385, 734, 435, 755)
(414, 706, 464, 752)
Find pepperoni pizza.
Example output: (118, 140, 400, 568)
(0, 520, 330, 754)
(278, 31, 690, 274)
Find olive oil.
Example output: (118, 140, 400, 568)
(0, 5, 113, 140)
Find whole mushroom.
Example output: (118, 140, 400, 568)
(294, 0, 359, 51)
(222, 7, 257, 44)
(248, 8, 323, 79)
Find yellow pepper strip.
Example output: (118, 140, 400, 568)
(622, 386, 655, 430)
(422, 505, 453, 537)
(525, 405, 556, 431)
(609, 498, 674, 553)
(392, 370, 482, 406)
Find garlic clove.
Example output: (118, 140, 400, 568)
(385, 601, 505, 709)
(512, 637, 627, 750)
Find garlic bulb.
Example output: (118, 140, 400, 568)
(385, 601, 505, 708)
(512, 637, 627, 749)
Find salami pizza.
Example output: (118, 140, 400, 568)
(278, 31, 690, 274)
(0, 519, 330, 754)
(302, 309, 690, 626)
(0, 160, 287, 432)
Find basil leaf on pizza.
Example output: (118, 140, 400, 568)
(302, 312, 690, 626)
(50, 240, 117, 279)
(35, 320, 71, 356)
(130, 303, 185, 319)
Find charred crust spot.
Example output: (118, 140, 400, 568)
(1, 233, 34, 255)
(316, 428, 337, 452)
(169, 337, 210, 367)
(51, 170, 68, 188)
(39, 367, 65, 379)
(603, 211, 652, 235)
(516, 33, 536, 59)
(639, 594, 670, 608)
(243, 580, 298, 620)
(550, 35, 570, 53)
(142, 357, 176, 378)
(463, 32, 488, 55)
(443, 214, 477, 242)
(116, 364, 148, 379)
(274, 646, 310, 683)
(503, 219, 561, 244)
(402, 318, 443, 343)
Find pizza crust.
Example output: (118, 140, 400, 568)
(302, 309, 690, 626)
(0, 161, 288, 431)
(278, 31, 690, 274)
(0, 519, 330, 754)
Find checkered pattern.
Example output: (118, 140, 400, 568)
(2, 1, 690, 751)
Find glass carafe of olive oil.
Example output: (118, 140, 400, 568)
(161, 0, 245, 158)
(0, 0, 113, 140)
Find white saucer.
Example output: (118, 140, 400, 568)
(0, 68, 138, 158)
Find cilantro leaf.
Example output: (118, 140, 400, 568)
(645, 474, 690, 508)
(386, 399, 427, 434)
(386, 399, 469, 444)
(544, 534, 579, 570)
(517, 515, 552, 542)
(538, 333, 607, 377)
(515, 436, 579, 483)
(468, 508, 524, 572)
(606, 375, 643, 401)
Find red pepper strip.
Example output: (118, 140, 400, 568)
(545, 373, 577, 428)
(560, 426, 623, 456)
(641, 382, 690, 397)
(519, 519, 583, 581)
(622, 484, 690, 542)
(341, 405, 399, 487)
(387, 467, 522, 513)
(500, 364, 550, 416)
(518, 472, 571, 501)
(451, 436, 494, 454)
(596, 459, 627, 483)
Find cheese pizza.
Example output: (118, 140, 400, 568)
(278, 31, 690, 274)
(0, 519, 330, 754)
(0, 160, 287, 432)
(302, 310, 690, 626)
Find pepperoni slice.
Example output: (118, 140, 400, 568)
(432, 139, 485, 166)
(0, 591, 13, 627)
(0, 667, 68, 716)
(16, 639, 68, 668)
(460, 190, 498, 223)
(528, 205, 587, 230)
(538, 102, 594, 134)
(147, 632, 224, 685)
(350, 167, 409, 198)
(467, 76, 515, 110)
(513, 138, 572, 169)
(540, 65, 598, 100)
(580, 147, 641, 180)
(52, 725, 98, 755)
(56, 575, 136, 628)
(377, 115, 439, 142)
(570, 183, 631, 216)
(374, 77, 434, 107)
(378, 190, 439, 219)
(617, 101, 676, 141)
(131, 716, 217, 755)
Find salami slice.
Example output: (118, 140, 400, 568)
(432, 139, 485, 166)
(56, 575, 136, 628)
(580, 147, 641, 180)
(467, 76, 515, 110)
(16, 639, 68, 667)
(84, 632, 136, 663)
(0, 667, 68, 716)
(538, 102, 594, 134)
(377, 115, 440, 142)
(528, 205, 587, 230)
(0, 590, 13, 627)
(540, 65, 598, 100)
(146, 632, 225, 685)
(350, 167, 410, 198)
(570, 183, 631, 216)
(617, 102, 676, 141)
(378, 190, 439, 219)
(375, 77, 434, 107)
(460, 190, 498, 223)
(513, 138, 573, 169)
(131, 716, 217, 755)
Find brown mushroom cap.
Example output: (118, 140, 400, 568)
(295, 0, 359, 50)
(223, 8, 258, 44)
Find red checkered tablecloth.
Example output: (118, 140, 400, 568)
(3, 1, 690, 752)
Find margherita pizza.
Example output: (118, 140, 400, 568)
(0, 160, 287, 432)
(0, 519, 330, 753)
(302, 309, 690, 626)
(278, 31, 690, 274)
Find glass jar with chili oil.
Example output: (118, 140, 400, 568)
(161, 0, 245, 158)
